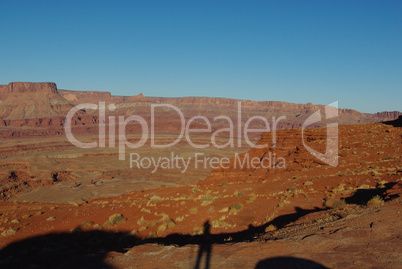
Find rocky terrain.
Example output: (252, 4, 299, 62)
(0, 82, 400, 202)
(0, 82, 400, 268)
(0, 118, 400, 268)
(0, 134, 247, 202)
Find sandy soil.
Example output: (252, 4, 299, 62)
(0, 121, 400, 268)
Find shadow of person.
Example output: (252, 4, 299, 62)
(195, 220, 212, 269)
(255, 256, 328, 269)
(0, 205, 334, 268)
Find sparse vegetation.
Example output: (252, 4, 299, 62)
(175, 215, 185, 222)
(265, 224, 276, 232)
(229, 203, 243, 215)
(233, 190, 244, 197)
(377, 180, 387, 188)
(157, 223, 167, 233)
(104, 214, 126, 227)
(81, 221, 94, 227)
(137, 216, 145, 225)
(212, 219, 229, 228)
(219, 207, 229, 213)
(2, 228, 18, 236)
(149, 195, 162, 203)
(146, 220, 159, 228)
(148, 231, 157, 238)
(141, 208, 151, 213)
(201, 195, 215, 206)
(246, 195, 256, 204)
(367, 195, 384, 207)
(324, 197, 333, 208)
(332, 199, 347, 210)
(332, 184, 345, 194)
(157, 219, 176, 234)
(193, 225, 203, 235)
(190, 207, 199, 214)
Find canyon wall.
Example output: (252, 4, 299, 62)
(0, 82, 399, 138)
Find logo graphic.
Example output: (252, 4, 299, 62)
(64, 102, 286, 160)
(302, 101, 338, 167)
(64, 100, 339, 172)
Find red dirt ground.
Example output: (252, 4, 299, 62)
(0, 121, 401, 268)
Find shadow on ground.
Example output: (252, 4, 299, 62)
(0, 230, 134, 269)
(0, 182, 396, 268)
(382, 115, 402, 127)
(255, 256, 328, 269)
(345, 182, 396, 205)
(0, 206, 323, 268)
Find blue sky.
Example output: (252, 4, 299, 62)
(0, 0, 401, 113)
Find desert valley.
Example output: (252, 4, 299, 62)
(0, 82, 400, 268)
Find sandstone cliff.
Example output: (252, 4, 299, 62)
(0, 82, 96, 128)
(0, 82, 400, 135)
(0, 82, 72, 120)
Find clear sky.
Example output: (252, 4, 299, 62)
(0, 0, 400, 113)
